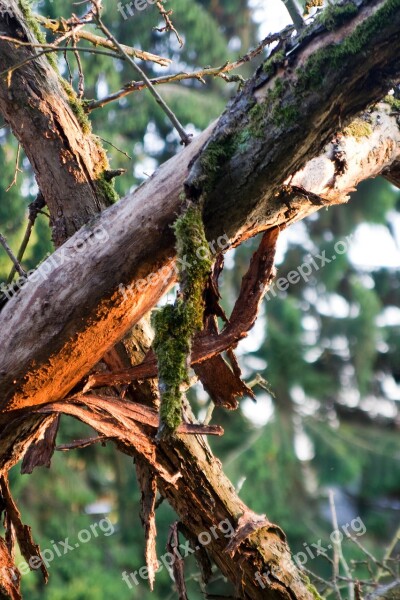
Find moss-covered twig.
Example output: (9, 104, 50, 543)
(152, 204, 212, 437)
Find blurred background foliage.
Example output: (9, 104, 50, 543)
(0, 0, 399, 598)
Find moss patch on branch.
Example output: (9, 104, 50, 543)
(18, 0, 57, 70)
(94, 171, 120, 205)
(299, 573, 324, 600)
(241, 0, 400, 138)
(317, 1, 358, 30)
(263, 49, 286, 77)
(199, 137, 239, 193)
(152, 205, 212, 436)
(248, 77, 299, 132)
(60, 80, 92, 135)
(297, 0, 400, 91)
(59, 84, 118, 204)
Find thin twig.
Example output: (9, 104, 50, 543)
(0, 233, 26, 277)
(63, 39, 74, 86)
(97, 136, 132, 159)
(376, 527, 400, 581)
(87, 29, 289, 111)
(203, 401, 215, 425)
(302, 566, 336, 590)
(72, 35, 85, 98)
(0, 39, 122, 80)
(7, 193, 46, 284)
(349, 536, 397, 580)
(329, 490, 346, 600)
(155, 0, 183, 47)
(90, 0, 191, 145)
(5, 143, 22, 191)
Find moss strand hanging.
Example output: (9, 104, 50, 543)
(152, 203, 212, 438)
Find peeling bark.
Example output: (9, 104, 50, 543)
(136, 458, 158, 591)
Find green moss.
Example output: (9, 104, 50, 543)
(58, 85, 117, 204)
(95, 172, 119, 205)
(60, 80, 92, 135)
(384, 94, 400, 112)
(317, 1, 358, 30)
(18, 0, 58, 70)
(343, 117, 373, 140)
(200, 137, 237, 175)
(152, 204, 212, 436)
(272, 103, 300, 127)
(199, 136, 239, 192)
(247, 101, 268, 136)
(299, 572, 324, 600)
(263, 49, 286, 77)
(152, 302, 192, 433)
(173, 205, 212, 328)
(247, 77, 298, 133)
(297, 0, 400, 91)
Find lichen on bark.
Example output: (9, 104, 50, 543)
(152, 204, 212, 437)
(384, 94, 400, 113)
(343, 117, 373, 139)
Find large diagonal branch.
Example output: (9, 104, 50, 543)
(2, 0, 400, 417)
(1, 91, 399, 417)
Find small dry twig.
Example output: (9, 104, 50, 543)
(90, 0, 192, 145)
(7, 193, 46, 284)
(88, 29, 290, 111)
(0, 232, 26, 278)
(5, 143, 22, 191)
(36, 14, 172, 67)
(155, 1, 183, 47)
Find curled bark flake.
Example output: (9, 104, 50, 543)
(0, 476, 48, 583)
(0, 537, 21, 600)
(21, 415, 59, 474)
(225, 510, 285, 558)
(136, 458, 158, 590)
